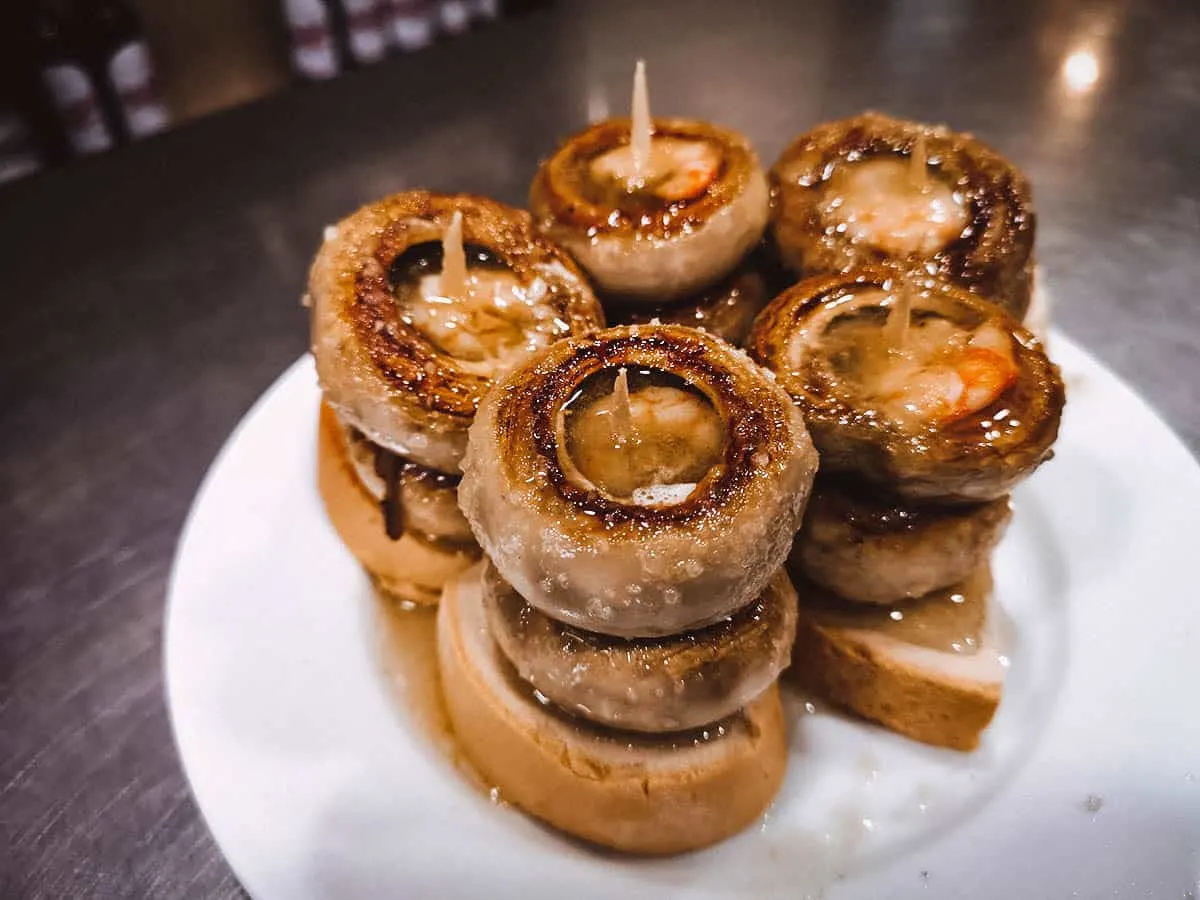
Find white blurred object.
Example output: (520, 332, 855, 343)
(386, 0, 435, 51)
(282, 0, 341, 79)
(438, 0, 471, 34)
(109, 42, 170, 137)
(42, 64, 113, 153)
(343, 0, 389, 64)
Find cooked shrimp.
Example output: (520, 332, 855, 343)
(823, 158, 967, 257)
(401, 272, 566, 377)
(565, 375, 725, 498)
(591, 138, 719, 202)
(867, 323, 1017, 426)
(654, 141, 720, 201)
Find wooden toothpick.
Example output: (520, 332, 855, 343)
(909, 133, 929, 194)
(631, 60, 652, 180)
(440, 210, 467, 301)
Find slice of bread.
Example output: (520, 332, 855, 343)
(438, 566, 788, 855)
(317, 402, 479, 605)
(788, 566, 1003, 751)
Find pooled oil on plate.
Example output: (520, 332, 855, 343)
(165, 332, 1200, 899)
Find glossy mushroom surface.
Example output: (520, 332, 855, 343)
(483, 562, 798, 733)
(771, 112, 1035, 319)
(310, 191, 604, 473)
(459, 323, 818, 637)
(530, 119, 769, 302)
(748, 269, 1063, 502)
(792, 476, 1011, 603)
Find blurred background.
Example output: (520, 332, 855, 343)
(0, 0, 549, 185)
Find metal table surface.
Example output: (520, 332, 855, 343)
(2, 0, 1198, 896)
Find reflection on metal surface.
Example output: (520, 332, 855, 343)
(586, 83, 610, 124)
(1062, 48, 1100, 94)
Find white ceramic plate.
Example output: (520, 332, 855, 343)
(165, 332, 1200, 900)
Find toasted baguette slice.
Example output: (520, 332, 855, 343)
(438, 566, 787, 855)
(317, 402, 478, 605)
(789, 566, 1003, 751)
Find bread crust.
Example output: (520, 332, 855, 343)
(438, 567, 788, 854)
(317, 402, 479, 605)
(788, 585, 1002, 751)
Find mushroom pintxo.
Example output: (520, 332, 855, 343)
(310, 191, 604, 604)
(749, 268, 1063, 750)
(441, 323, 817, 853)
(530, 62, 772, 339)
(771, 112, 1035, 319)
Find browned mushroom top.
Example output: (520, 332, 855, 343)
(309, 191, 605, 469)
(531, 118, 764, 241)
(749, 268, 1063, 501)
(771, 112, 1035, 318)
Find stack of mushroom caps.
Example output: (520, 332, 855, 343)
(529, 62, 779, 348)
(747, 114, 1064, 751)
(440, 323, 819, 853)
(309, 191, 604, 606)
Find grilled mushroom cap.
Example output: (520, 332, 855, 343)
(605, 244, 784, 348)
(771, 112, 1035, 319)
(483, 562, 798, 733)
(459, 323, 818, 637)
(530, 118, 769, 302)
(792, 475, 1012, 604)
(310, 191, 604, 473)
(748, 268, 1063, 502)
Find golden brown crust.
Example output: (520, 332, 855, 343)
(437, 568, 788, 854)
(788, 615, 1001, 752)
(316, 402, 479, 606)
(531, 118, 761, 240)
(310, 191, 604, 470)
(771, 112, 1035, 318)
(482, 562, 798, 733)
(501, 324, 803, 528)
(530, 119, 770, 301)
(748, 269, 1064, 502)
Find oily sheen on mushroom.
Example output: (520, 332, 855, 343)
(530, 117, 769, 303)
(310, 191, 604, 474)
(458, 324, 818, 637)
(309, 191, 604, 605)
(748, 268, 1063, 502)
(606, 245, 781, 347)
(482, 561, 798, 733)
(792, 476, 1012, 604)
(771, 112, 1036, 319)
